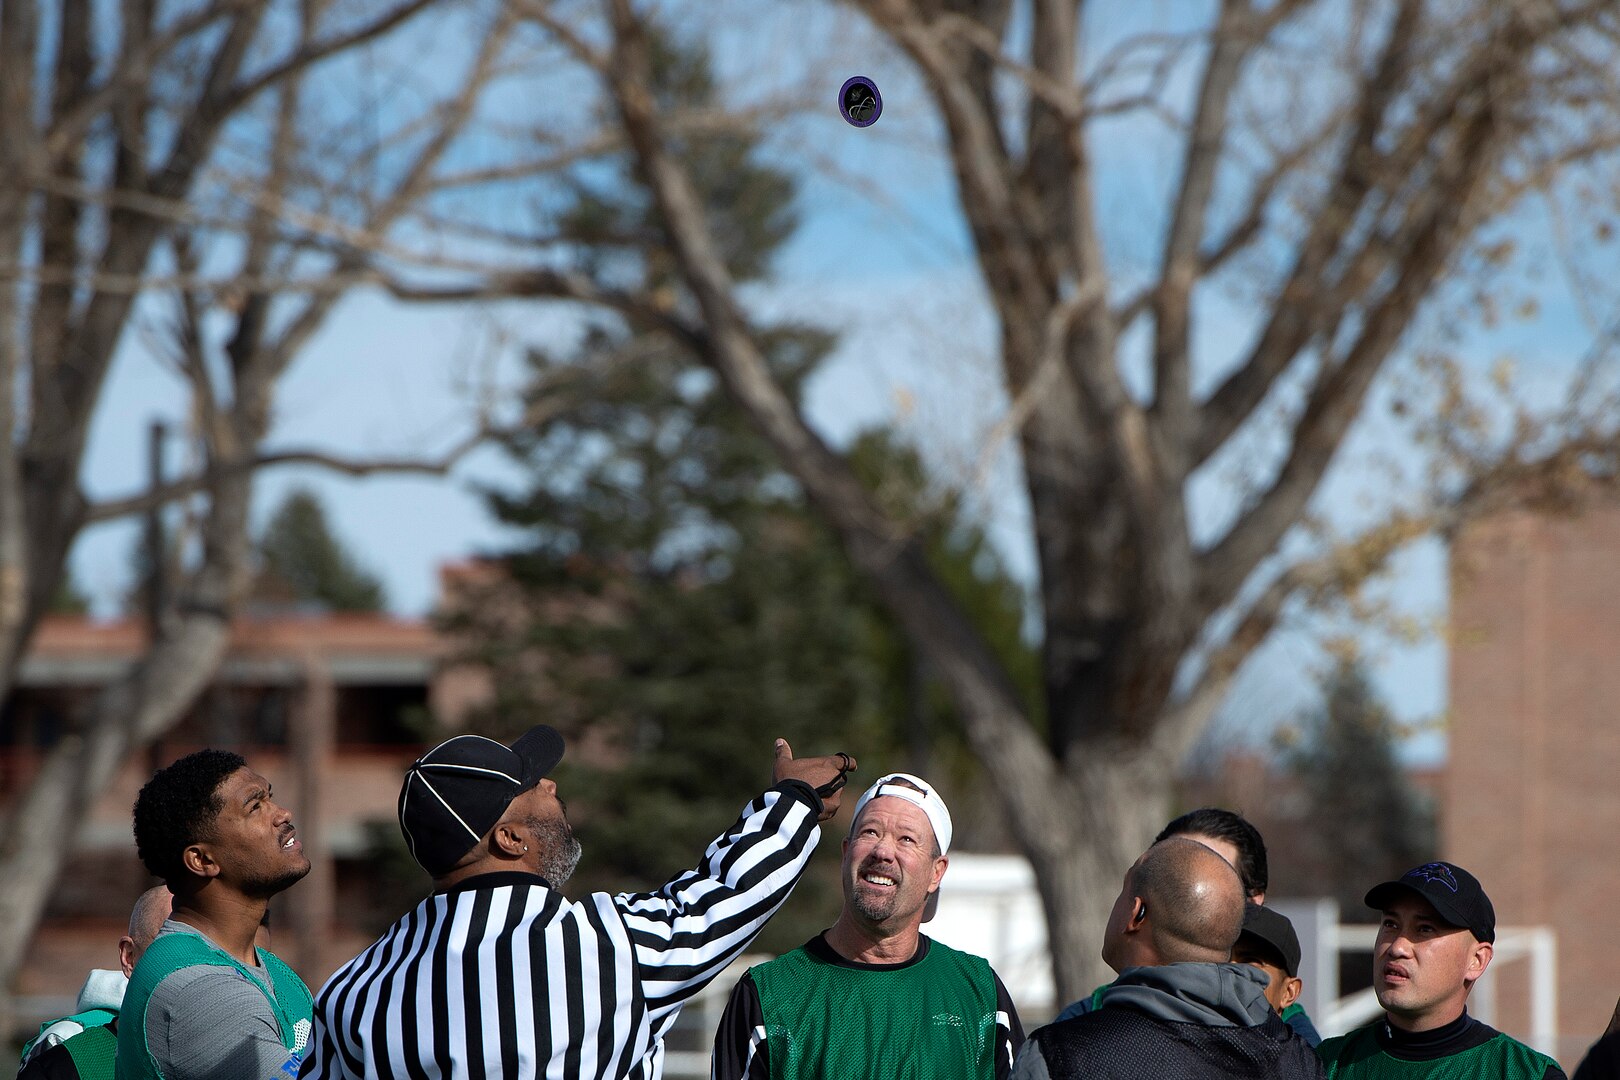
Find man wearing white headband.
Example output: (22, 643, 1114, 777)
(711, 772, 1024, 1079)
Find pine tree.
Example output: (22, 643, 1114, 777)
(1290, 659, 1435, 913)
(445, 28, 1036, 949)
(254, 487, 387, 613)
(49, 574, 89, 616)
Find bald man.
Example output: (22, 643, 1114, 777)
(1012, 838, 1323, 1080)
(17, 886, 172, 1079)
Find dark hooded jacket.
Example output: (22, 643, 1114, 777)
(1013, 963, 1326, 1080)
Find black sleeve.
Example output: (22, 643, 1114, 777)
(775, 778, 825, 817)
(1573, 1030, 1620, 1080)
(710, 970, 769, 1080)
(1547, 1065, 1571, 1080)
(993, 971, 1025, 1080)
(16, 1042, 82, 1080)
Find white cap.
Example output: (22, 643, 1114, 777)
(849, 772, 953, 855)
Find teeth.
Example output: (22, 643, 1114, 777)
(864, 874, 896, 886)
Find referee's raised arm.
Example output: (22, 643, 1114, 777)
(299, 728, 854, 1080)
(612, 740, 857, 1021)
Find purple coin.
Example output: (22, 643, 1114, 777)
(839, 76, 882, 127)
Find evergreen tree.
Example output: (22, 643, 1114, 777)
(49, 574, 89, 616)
(445, 28, 1036, 949)
(1289, 659, 1435, 913)
(254, 487, 387, 612)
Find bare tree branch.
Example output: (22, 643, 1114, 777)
(935, 11, 1082, 122)
(1193, 0, 1426, 466)
(219, 0, 440, 116)
(603, 0, 1058, 804)
(1151, 0, 1261, 468)
(84, 432, 512, 525)
(39, 0, 239, 165)
(1199, 76, 1513, 614)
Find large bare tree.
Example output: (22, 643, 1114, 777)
(0, 0, 526, 997)
(370, 0, 1620, 1001)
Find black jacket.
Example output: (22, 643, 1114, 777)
(1013, 963, 1325, 1080)
(1576, 1029, 1620, 1080)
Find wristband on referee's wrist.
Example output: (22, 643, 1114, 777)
(775, 777, 824, 813)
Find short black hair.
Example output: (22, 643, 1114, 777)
(1157, 807, 1268, 899)
(133, 750, 247, 884)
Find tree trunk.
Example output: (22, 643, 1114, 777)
(0, 614, 234, 990)
(0, 437, 256, 993)
(1031, 739, 1177, 1005)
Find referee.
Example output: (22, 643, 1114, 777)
(299, 726, 854, 1080)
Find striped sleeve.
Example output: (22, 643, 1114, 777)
(300, 781, 822, 1080)
(613, 781, 822, 1021)
(709, 970, 769, 1080)
(993, 971, 1025, 1080)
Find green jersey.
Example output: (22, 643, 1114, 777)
(714, 934, 1022, 1080)
(116, 925, 311, 1080)
(1318, 1015, 1566, 1080)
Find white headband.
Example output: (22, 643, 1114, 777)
(850, 772, 953, 855)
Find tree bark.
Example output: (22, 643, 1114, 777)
(0, 441, 255, 976)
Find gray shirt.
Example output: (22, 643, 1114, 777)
(138, 920, 306, 1080)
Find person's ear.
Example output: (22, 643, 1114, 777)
(927, 855, 948, 894)
(181, 844, 219, 879)
(1280, 976, 1303, 1011)
(1130, 898, 1148, 929)
(118, 936, 138, 978)
(1465, 941, 1493, 986)
(493, 822, 527, 858)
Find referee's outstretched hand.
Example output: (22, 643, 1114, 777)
(772, 740, 857, 823)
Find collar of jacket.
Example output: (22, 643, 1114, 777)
(1099, 962, 1274, 1028)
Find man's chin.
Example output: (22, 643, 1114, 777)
(250, 862, 312, 899)
(541, 837, 583, 888)
(851, 895, 899, 924)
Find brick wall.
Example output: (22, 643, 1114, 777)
(1449, 504, 1620, 1064)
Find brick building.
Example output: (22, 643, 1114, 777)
(1449, 502, 1620, 1064)
(0, 604, 489, 1043)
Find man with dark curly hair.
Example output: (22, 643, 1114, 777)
(115, 750, 313, 1080)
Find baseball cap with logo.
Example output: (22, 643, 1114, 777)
(398, 726, 565, 876)
(1364, 861, 1496, 943)
(1237, 903, 1302, 977)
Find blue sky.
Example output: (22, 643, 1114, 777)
(66, 0, 1620, 768)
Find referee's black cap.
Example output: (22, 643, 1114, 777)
(1364, 861, 1496, 943)
(398, 726, 565, 876)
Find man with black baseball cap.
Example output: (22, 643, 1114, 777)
(1234, 904, 1317, 1044)
(1317, 861, 1566, 1079)
(301, 726, 856, 1079)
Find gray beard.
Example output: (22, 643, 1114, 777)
(852, 888, 900, 923)
(527, 817, 582, 888)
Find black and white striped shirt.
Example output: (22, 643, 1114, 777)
(299, 781, 823, 1080)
